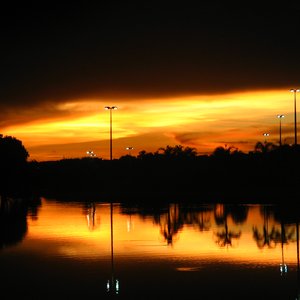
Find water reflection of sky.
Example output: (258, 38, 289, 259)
(22, 198, 299, 268)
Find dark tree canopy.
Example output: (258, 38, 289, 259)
(0, 135, 30, 195)
(0, 135, 29, 166)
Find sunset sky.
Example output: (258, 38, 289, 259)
(1, 3, 300, 161)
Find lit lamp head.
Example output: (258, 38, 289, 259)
(86, 150, 96, 157)
(105, 106, 118, 110)
(277, 114, 285, 119)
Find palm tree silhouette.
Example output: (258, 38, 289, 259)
(215, 221, 242, 248)
(252, 206, 276, 249)
(159, 204, 183, 246)
(254, 141, 277, 153)
(214, 204, 241, 248)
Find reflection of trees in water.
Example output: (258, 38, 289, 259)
(121, 203, 249, 246)
(159, 204, 183, 246)
(214, 203, 249, 225)
(272, 221, 295, 249)
(82, 202, 100, 231)
(214, 221, 242, 248)
(186, 209, 211, 232)
(214, 204, 242, 248)
(179, 204, 212, 232)
(0, 195, 41, 249)
(253, 206, 276, 249)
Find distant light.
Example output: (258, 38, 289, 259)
(277, 114, 285, 118)
(116, 279, 120, 293)
(279, 263, 288, 275)
(263, 133, 270, 137)
(106, 279, 119, 294)
(87, 150, 96, 157)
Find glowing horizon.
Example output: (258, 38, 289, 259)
(2, 89, 297, 161)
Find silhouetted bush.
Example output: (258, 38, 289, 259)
(0, 135, 30, 195)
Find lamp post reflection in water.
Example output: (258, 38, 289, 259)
(279, 242, 288, 275)
(279, 222, 288, 276)
(106, 202, 120, 294)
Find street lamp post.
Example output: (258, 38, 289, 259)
(290, 89, 300, 146)
(263, 133, 270, 143)
(277, 114, 285, 146)
(126, 146, 133, 156)
(105, 106, 118, 160)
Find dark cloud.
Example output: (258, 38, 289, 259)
(1, 2, 300, 109)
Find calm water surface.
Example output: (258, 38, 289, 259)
(0, 197, 300, 299)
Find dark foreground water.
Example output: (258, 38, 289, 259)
(0, 197, 299, 299)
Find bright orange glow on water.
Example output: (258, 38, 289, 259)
(25, 199, 300, 267)
(2, 89, 296, 161)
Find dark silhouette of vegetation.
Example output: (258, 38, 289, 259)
(1, 134, 300, 203)
(253, 206, 277, 249)
(213, 204, 243, 248)
(158, 204, 183, 245)
(254, 141, 277, 153)
(0, 135, 31, 196)
(28, 143, 300, 203)
(0, 195, 41, 249)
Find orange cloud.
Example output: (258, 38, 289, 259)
(3, 89, 297, 161)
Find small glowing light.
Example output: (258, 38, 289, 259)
(87, 150, 96, 157)
(279, 263, 288, 275)
(106, 279, 119, 294)
(116, 279, 120, 293)
(277, 114, 285, 118)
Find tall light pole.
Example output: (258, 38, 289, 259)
(290, 89, 300, 146)
(277, 114, 285, 146)
(126, 146, 133, 156)
(263, 133, 270, 143)
(105, 106, 118, 160)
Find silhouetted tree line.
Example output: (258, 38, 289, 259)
(1, 134, 300, 203)
(32, 143, 300, 203)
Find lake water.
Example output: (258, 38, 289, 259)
(0, 197, 299, 299)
